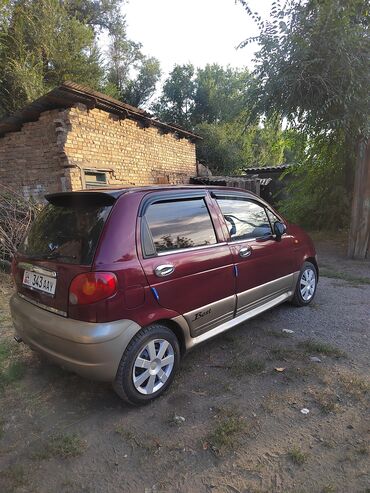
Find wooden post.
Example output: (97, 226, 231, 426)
(348, 137, 370, 259)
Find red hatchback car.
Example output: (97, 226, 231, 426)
(10, 186, 318, 404)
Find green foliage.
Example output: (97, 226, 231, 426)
(63, 0, 122, 31)
(0, 0, 102, 116)
(154, 64, 289, 173)
(0, 0, 161, 115)
(239, 0, 369, 137)
(104, 8, 161, 107)
(195, 117, 287, 175)
(120, 57, 161, 107)
(239, 0, 369, 229)
(278, 135, 351, 229)
(152, 64, 196, 128)
(195, 121, 245, 175)
(192, 64, 251, 124)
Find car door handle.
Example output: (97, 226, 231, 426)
(154, 264, 175, 277)
(239, 246, 252, 258)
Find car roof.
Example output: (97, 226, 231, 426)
(47, 185, 259, 201)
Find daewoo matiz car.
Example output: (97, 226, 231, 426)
(10, 186, 318, 405)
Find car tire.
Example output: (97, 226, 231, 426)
(291, 261, 318, 307)
(113, 324, 180, 405)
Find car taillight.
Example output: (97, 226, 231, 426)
(69, 272, 117, 305)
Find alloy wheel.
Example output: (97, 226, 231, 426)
(133, 339, 175, 395)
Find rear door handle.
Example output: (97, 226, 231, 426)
(154, 264, 175, 277)
(239, 246, 252, 258)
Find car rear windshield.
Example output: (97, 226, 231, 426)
(19, 202, 112, 265)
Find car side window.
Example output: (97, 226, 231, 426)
(217, 197, 272, 241)
(145, 198, 217, 253)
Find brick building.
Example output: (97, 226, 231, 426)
(0, 82, 200, 199)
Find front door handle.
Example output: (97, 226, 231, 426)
(239, 246, 252, 258)
(154, 264, 175, 277)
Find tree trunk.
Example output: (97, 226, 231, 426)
(347, 137, 370, 259)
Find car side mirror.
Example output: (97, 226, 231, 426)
(273, 221, 286, 240)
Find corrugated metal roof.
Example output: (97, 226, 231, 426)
(0, 81, 201, 140)
(243, 164, 291, 173)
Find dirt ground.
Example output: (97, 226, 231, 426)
(0, 234, 369, 493)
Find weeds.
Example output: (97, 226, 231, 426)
(298, 339, 346, 358)
(36, 433, 87, 459)
(230, 358, 265, 377)
(115, 425, 134, 441)
(312, 389, 340, 414)
(269, 346, 298, 360)
(206, 409, 247, 452)
(288, 447, 307, 465)
(320, 268, 370, 285)
(322, 484, 336, 493)
(0, 361, 26, 389)
(115, 425, 160, 452)
(338, 372, 369, 400)
(0, 465, 26, 491)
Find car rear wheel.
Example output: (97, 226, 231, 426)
(291, 261, 318, 306)
(113, 324, 180, 405)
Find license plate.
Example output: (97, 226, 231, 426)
(22, 270, 57, 296)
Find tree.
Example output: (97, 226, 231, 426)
(238, 0, 370, 258)
(0, 0, 102, 116)
(63, 0, 122, 31)
(0, 0, 161, 115)
(153, 63, 288, 173)
(192, 64, 251, 124)
(152, 64, 196, 128)
(104, 10, 161, 107)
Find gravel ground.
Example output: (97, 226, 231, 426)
(0, 237, 369, 493)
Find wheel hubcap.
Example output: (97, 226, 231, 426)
(133, 339, 174, 395)
(300, 268, 316, 301)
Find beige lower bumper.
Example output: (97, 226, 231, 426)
(10, 294, 141, 382)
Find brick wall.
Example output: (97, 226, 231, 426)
(0, 109, 70, 199)
(64, 104, 196, 190)
(0, 103, 197, 199)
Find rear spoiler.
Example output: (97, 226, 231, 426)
(45, 191, 119, 207)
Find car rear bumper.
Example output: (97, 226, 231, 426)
(10, 293, 141, 382)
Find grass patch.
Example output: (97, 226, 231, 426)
(0, 338, 26, 391)
(115, 425, 160, 452)
(322, 485, 336, 493)
(115, 425, 134, 441)
(339, 373, 369, 400)
(298, 339, 346, 358)
(0, 361, 26, 389)
(37, 433, 87, 459)
(311, 388, 340, 414)
(264, 329, 290, 339)
(288, 447, 307, 465)
(0, 340, 12, 363)
(230, 358, 265, 377)
(206, 409, 247, 453)
(320, 267, 370, 285)
(0, 465, 26, 491)
(355, 444, 368, 456)
(269, 346, 299, 360)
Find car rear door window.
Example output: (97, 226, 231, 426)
(217, 197, 272, 241)
(145, 198, 217, 253)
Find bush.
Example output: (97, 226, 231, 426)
(278, 134, 352, 230)
(0, 185, 41, 267)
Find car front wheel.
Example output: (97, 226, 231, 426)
(292, 261, 318, 306)
(113, 324, 180, 405)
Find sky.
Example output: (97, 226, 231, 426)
(123, 0, 273, 77)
